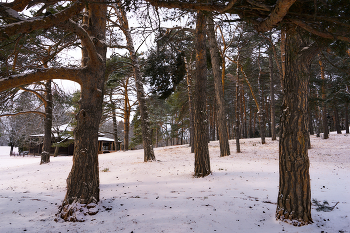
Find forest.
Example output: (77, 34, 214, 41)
(0, 0, 349, 227)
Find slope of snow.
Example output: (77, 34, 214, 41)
(0, 133, 349, 233)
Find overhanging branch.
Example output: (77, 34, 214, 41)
(59, 19, 103, 65)
(0, 67, 83, 92)
(290, 19, 350, 43)
(0, 111, 46, 118)
(145, 0, 226, 12)
(256, 0, 297, 32)
(0, 1, 84, 40)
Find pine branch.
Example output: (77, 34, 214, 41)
(0, 1, 84, 41)
(0, 111, 46, 118)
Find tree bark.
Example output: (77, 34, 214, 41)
(207, 15, 230, 157)
(41, 80, 52, 164)
(194, 11, 210, 177)
(59, 1, 107, 221)
(276, 27, 317, 225)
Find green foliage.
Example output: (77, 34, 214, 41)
(130, 107, 142, 149)
(68, 90, 81, 127)
(144, 50, 186, 99)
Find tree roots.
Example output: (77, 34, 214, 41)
(55, 200, 99, 222)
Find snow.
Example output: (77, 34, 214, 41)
(0, 133, 349, 233)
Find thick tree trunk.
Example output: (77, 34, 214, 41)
(276, 27, 316, 225)
(62, 73, 104, 212)
(194, 11, 210, 177)
(58, 2, 107, 221)
(269, 48, 277, 140)
(41, 80, 52, 164)
(207, 15, 230, 157)
(116, 4, 155, 161)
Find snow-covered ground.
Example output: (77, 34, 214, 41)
(0, 133, 349, 233)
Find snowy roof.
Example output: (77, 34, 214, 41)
(98, 137, 115, 142)
(54, 124, 74, 132)
(30, 133, 70, 138)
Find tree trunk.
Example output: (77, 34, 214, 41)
(258, 49, 266, 144)
(110, 92, 119, 151)
(235, 65, 241, 152)
(334, 106, 342, 134)
(207, 15, 230, 157)
(194, 11, 210, 177)
(249, 105, 253, 138)
(59, 2, 107, 221)
(276, 27, 317, 225)
(345, 102, 349, 134)
(116, 5, 155, 161)
(209, 102, 215, 141)
(41, 80, 52, 164)
(124, 106, 130, 151)
(269, 47, 277, 140)
(316, 106, 321, 137)
(319, 55, 329, 139)
(309, 111, 314, 135)
(184, 57, 195, 153)
(10, 143, 14, 155)
(243, 90, 247, 139)
(54, 145, 59, 157)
